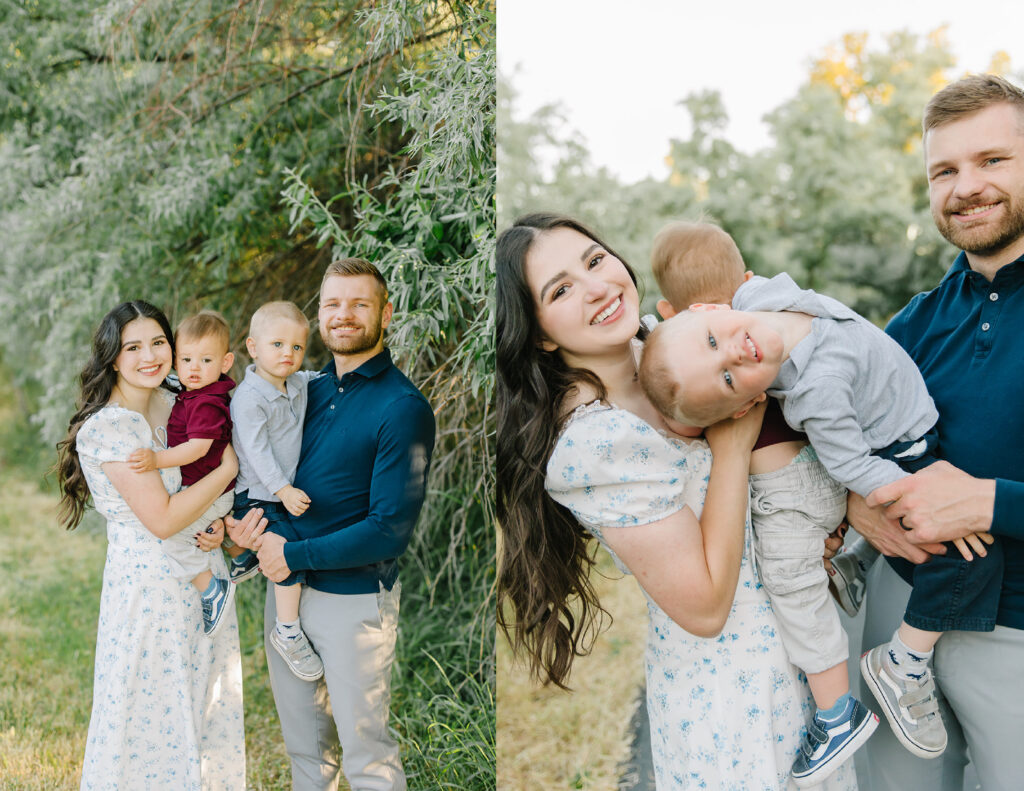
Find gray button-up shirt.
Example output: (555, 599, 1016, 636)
(734, 273, 938, 497)
(230, 365, 319, 501)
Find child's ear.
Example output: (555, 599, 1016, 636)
(656, 299, 677, 320)
(743, 270, 754, 282)
(689, 303, 731, 313)
(221, 351, 235, 373)
(245, 337, 256, 358)
(731, 392, 767, 419)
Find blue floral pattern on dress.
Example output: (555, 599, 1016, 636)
(546, 402, 856, 791)
(76, 391, 245, 790)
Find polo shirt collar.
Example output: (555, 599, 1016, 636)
(321, 348, 393, 381)
(242, 364, 301, 401)
(942, 250, 1024, 285)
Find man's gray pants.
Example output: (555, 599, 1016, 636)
(264, 582, 406, 791)
(859, 560, 1024, 791)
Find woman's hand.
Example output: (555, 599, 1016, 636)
(196, 518, 225, 552)
(704, 399, 766, 457)
(822, 522, 847, 573)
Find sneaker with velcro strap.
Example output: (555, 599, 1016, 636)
(791, 696, 879, 787)
(860, 644, 947, 759)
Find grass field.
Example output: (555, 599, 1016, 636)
(0, 474, 315, 791)
(0, 356, 493, 790)
(496, 550, 648, 790)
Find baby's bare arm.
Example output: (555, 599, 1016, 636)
(129, 438, 214, 472)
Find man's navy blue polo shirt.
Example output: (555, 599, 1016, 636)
(886, 252, 1024, 629)
(282, 348, 436, 594)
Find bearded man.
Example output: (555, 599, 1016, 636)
(232, 257, 435, 791)
(847, 74, 1024, 791)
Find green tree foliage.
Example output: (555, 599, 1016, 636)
(498, 71, 697, 310)
(1, 1, 494, 787)
(501, 30, 1022, 324)
(666, 30, 1024, 320)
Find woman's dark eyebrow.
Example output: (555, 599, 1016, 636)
(538, 243, 603, 301)
(539, 271, 568, 302)
(121, 334, 167, 349)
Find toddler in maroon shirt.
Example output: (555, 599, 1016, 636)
(128, 310, 239, 638)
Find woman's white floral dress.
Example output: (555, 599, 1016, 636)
(546, 403, 857, 791)
(76, 395, 245, 790)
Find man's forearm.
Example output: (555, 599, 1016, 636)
(283, 514, 415, 572)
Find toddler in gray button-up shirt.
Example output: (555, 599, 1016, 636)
(230, 300, 324, 683)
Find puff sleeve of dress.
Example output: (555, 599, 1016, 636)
(544, 403, 702, 564)
(77, 406, 153, 465)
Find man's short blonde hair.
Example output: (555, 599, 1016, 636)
(248, 301, 309, 339)
(319, 257, 388, 303)
(639, 313, 745, 427)
(924, 73, 1024, 136)
(651, 221, 746, 311)
(176, 310, 231, 353)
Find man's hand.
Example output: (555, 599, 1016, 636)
(276, 484, 311, 517)
(866, 461, 996, 544)
(129, 448, 157, 473)
(257, 532, 290, 582)
(225, 507, 268, 550)
(847, 491, 945, 563)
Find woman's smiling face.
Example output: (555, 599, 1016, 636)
(524, 226, 640, 365)
(113, 317, 173, 390)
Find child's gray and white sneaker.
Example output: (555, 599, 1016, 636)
(270, 628, 325, 682)
(860, 645, 947, 759)
(828, 550, 868, 618)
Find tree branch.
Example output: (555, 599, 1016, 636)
(47, 43, 195, 72)
(190, 23, 459, 126)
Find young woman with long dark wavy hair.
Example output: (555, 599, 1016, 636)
(496, 213, 857, 790)
(56, 300, 245, 790)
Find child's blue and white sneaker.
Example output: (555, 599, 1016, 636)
(791, 697, 879, 787)
(228, 549, 261, 583)
(201, 576, 236, 638)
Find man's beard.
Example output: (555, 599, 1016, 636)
(320, 314, 384, 356)
(934, 194, 1024, 256)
